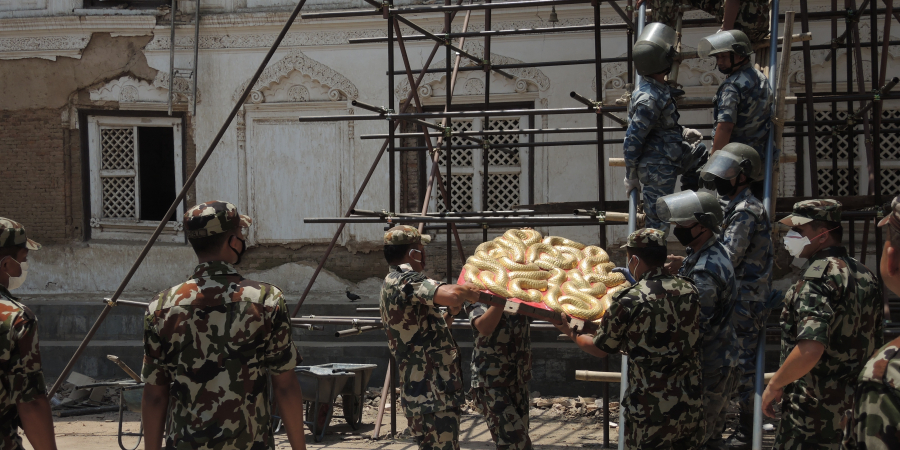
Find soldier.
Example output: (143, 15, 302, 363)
(638, 0, 770, 44)
(699, 143, 773, 449)
(556, 228, 704, 449)
(698, 29, 774, 158)
(624, 22, 707, 233)
(841, 195, 900, 449)
(379, 225, 480, 450)
(141, 201, 307, 450)
(0, 218, 58, 450)
(659, 190, 739, 449)
(761, 200, 883, 450)
(469, 294, 533, 450)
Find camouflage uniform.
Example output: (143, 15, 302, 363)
(468, 303, 533, 450)
(719, 188, 773, 423)
(381, 226, 463, 450)
(712, 62, 774, 161)
(595, 228, 704, 449)
(141, 201, 300, 450)
(648, 0, 770, 43)
(0, 218, 44, 450)
(625, 77, 706, 232)
(775, 200, 884, 450)
(840, 336, 900, 450)
(679, 235, 739, 449)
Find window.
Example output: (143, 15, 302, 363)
(83, 0, 168, 8)
(87, 116, 184, 241)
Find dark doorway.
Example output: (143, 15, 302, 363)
(137, 127, 177, 222)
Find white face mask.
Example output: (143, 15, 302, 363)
(2, 257, 28, 290)
(783, 230, 810, 258)
(628, 255, 640, 280)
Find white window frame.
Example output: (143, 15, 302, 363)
(427, 115, 530, 216)
(87, 115, 184, 242)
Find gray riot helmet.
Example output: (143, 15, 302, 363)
(633, 22, 677, 76)
(700, 143, 763, 182)
(698, 29, 753, 58)
(657, 190, 724, 233)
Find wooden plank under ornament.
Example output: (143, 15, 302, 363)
(474, 292, 599, 335)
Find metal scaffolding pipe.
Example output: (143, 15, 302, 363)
(301, 0, 589, 19)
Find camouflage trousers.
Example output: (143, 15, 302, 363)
(700, 367, 737, 450)
(649, 0, 770, 43)
(840, 382, 900, 450)
(408, 408, 462, 450)
(729, 300, 769, 415)
(773, 386, 850, 450)
(623, 389, 705, 449)
(473, 384, 532, 450)
(638, 143, 707, 233)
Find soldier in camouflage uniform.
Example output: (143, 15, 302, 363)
(625, 23, 708, 233)
(840, 195, 900, 449)
(0, 218, 57, 450)
(379, 225, 480, 450)
(700, 143, 773, 449)
(659, 191, 739, 449)
(141, 201, 307, 450)
(557, 228, 704, 449)
(469, 295, 533, 450)
(699, 30, 773, 160)
(640, 0, 770, 43)
(762, 200, 883, 450)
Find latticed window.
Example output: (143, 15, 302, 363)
(87, 116, 184, 241)
(435, 118, 525, 212)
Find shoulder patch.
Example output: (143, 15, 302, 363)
(803, 259, 829, 279)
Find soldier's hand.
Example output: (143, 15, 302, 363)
(460, 283, 482, 303)
(762, 384, 783, 418)
(665, 254, 685, 275)
(448, 304, 462, 316)
(683, 128, 703, 144)
(623, 177, 641, 195)
(635, 0, 645, 7)
(554, 312, 573, 337)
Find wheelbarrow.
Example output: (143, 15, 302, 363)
(317, 363, 378, 430)
(292, 365, 355, 442)
(68, 380, 145, 450)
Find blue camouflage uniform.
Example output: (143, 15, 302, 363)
(712, 62, 773, 160)
(625, 77, 706, 232)
(679, 235, 739, 449)
(719, 188, 773, 419)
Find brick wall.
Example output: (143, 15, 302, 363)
(0, 108, 69, 244)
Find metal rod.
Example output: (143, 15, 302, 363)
(192, 0, 199, 116)
(483, 0, 492, 244)
(49, 0, 310, 399)
(800, 0, 820, 196)
(301, 0, 590, 18)
(389, 4, 396, 214)
(167, 0, 176, 116)
(386, 58, 616, 75)
(594, 0, 607, 249)
(350, 24, 598, 43)
(305, 215, 627, 224)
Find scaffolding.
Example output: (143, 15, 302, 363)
(49, 0, 900, 448)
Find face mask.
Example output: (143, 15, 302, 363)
(628, 255, 641, 281)
(714, 176, 737, 197)
(230, 236, 247, 265)
(409, 248, 426, 268)
(1, 257, 27, 290)
(783, 227, 838, 258)
(673, 224, 698, 246)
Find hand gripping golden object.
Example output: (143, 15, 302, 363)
(463, 229, 628, 320)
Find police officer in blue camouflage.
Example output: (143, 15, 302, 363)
(468, 293, 533, 450)
(379, 225, 481, 450)
(624, 23, 708, 233)
(700, 143, 773, 449)
(699, 30, 773, 159)
(659, 191, 739, 450)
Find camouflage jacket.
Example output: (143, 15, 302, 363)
(141, 261, 300, 450)
(780, 247, 883, 425)
(841, 336, 900, 450)
(380, 264, 464, 416)
(0, 286, 46, 450)
(624, 77, 684, 180)
(594, 267, 703, 423)
(720, 188, 773, 303)
(468, 303, 532, 388)
(712, 62, 774, 159)
(679, 236, 740, 371)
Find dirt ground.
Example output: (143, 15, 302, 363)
(22, 395, 780, 450)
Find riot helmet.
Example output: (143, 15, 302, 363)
(700, 143, 763, 182)
(633, 23, 678, 76)
(698, 30, 753, 58)
(657, 190, 724, 233)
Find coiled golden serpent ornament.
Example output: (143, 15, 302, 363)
(463, 228, 630, 321)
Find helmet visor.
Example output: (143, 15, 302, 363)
(700, 151, 744, 181)
(698, 32, 737, 58)
(637, 23, 677, 53)
(657, 191, 704, 223)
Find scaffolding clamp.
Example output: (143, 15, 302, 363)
(846, 9, 858, 24)
(444, 127, 453, 139)
(105, 298, 117, 307)
(443, 33, 452, 46)
(380, 209, 398, 218)
(873, 90, 882, 102)
(481, 223, 489, 230)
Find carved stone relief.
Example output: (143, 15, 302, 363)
(232, 48, 358, 103)
(89, 75, 200, 105)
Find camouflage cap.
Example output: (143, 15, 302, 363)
(779, 199, 842, 226)
(878, 195, 900, 230)
(383, 225, 432, 246)
(183, 201, 252, 239)
(0, 218, 41, 250)
(621, 228, 667, 249)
